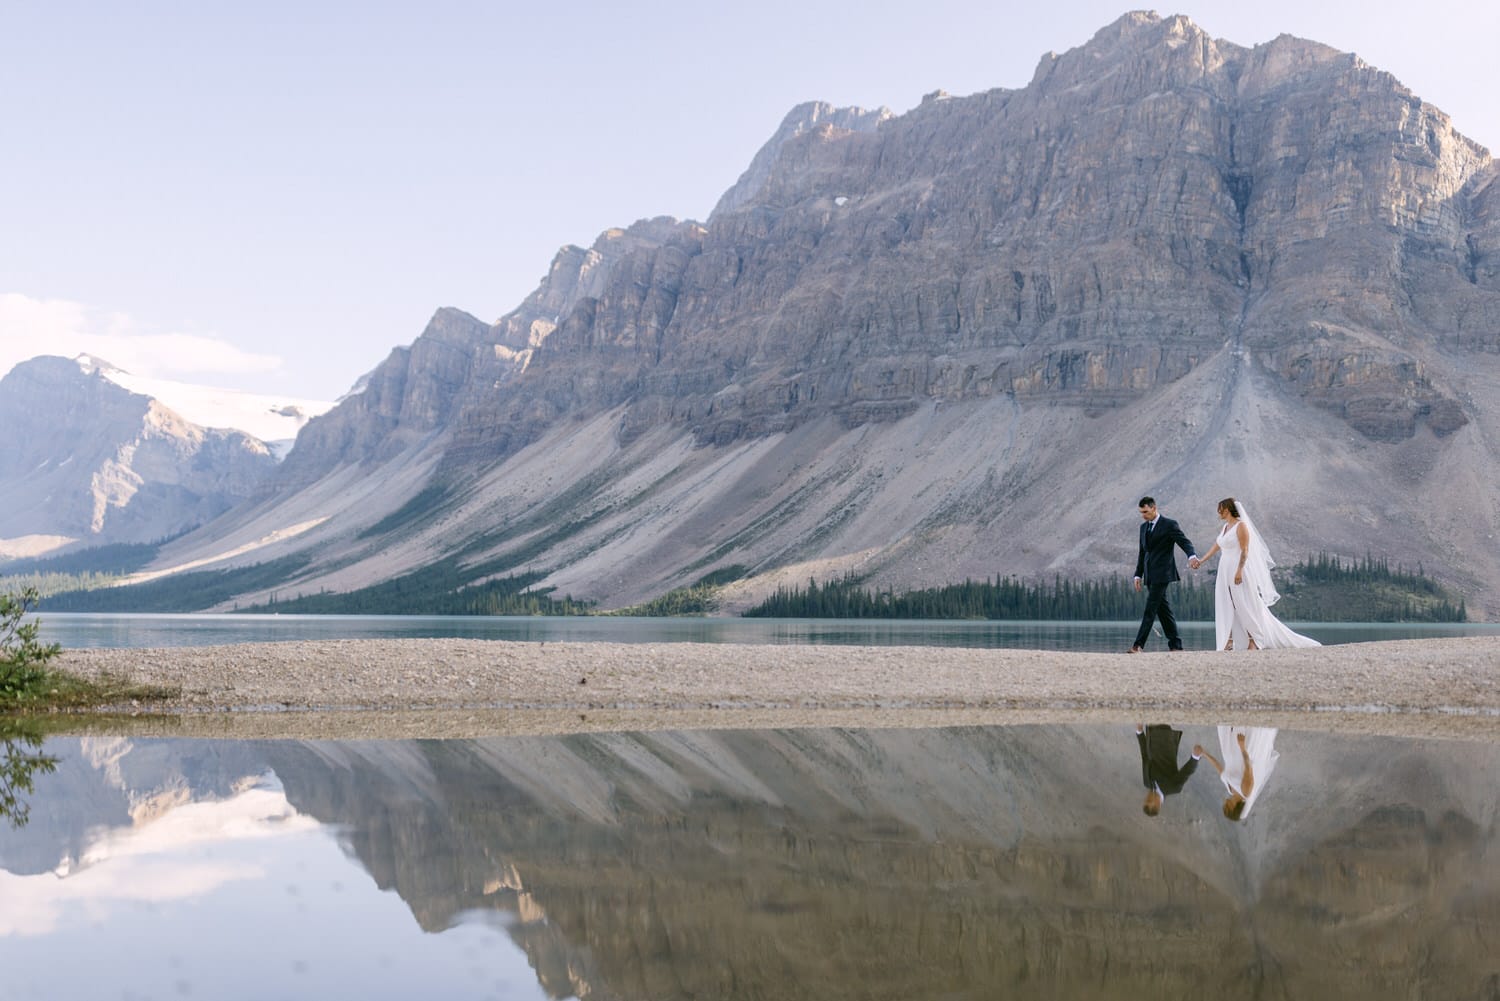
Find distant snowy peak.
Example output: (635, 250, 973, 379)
(74, 354, 336, 448)
(0, 355, 281, 550)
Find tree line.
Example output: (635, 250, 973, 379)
(743, 554, 1466, 622)
(254, 566, 592, 616)
(30, 546, 1466, 622)
(744, 573, 1217, 619)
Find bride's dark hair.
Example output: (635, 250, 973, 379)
(1218, 497, 1240, 518)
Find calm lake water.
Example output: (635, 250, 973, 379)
(1, 723, 1496, 1000)
(32, 612, 1500, 651)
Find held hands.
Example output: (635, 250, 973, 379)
(1188, 556, 1201, 570)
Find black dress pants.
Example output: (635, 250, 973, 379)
(1134, 582, 1182, 650)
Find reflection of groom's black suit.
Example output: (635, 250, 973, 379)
(1137, 724, 1199, 795)
(1133, 515, 1195, 650)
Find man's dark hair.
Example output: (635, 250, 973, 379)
(1138, 496, 1156, 508)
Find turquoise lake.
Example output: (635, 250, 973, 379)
(32, 611, 1500, 651)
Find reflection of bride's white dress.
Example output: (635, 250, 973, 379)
(1215, 521, 1320, 651)
(1216, 725, 1279, 818)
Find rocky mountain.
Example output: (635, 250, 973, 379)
(0, 355, 279, 557)
(7, 727, 1498, 998)
(127, 12, 1500, 614)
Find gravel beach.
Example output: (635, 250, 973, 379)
(50, 635, 1500, 740)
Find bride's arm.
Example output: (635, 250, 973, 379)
(1234, 522, 1250, 584)
(1237, 733, 1254, 798)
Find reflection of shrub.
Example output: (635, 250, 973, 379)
(0, 718, 59, 829)
(1, 587, 60, 706)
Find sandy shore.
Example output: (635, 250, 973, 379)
(45, 635, 1500, 740)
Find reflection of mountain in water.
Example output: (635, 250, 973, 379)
(6, 727, 1499, 999)
(0, 736, 268, 875)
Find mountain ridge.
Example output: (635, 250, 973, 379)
(48, 11, 1500, 614)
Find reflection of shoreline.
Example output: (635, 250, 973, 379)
(272, 727, 1500, 999)
(38, 704, 1500, 743)
(5, 728, 1499, 1000)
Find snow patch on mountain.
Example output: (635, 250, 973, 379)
(74, 354, 334, 452)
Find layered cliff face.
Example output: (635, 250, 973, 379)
(0, 356, 277, 554)
(271, 218, 696, 488)
(443, 14, 1493, 454)
(150, 12, 1500, 613)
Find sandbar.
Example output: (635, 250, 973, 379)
(42, 635, 1500, 741)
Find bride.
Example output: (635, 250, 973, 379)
(1189, 498, 1320, 651)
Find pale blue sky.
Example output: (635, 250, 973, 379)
(3, 1, 1496, 400)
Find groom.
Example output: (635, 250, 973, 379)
(1130, 496, 1196, 652)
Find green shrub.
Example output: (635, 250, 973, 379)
(0, 587, 61, 706)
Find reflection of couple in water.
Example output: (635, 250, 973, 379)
(1137, 723, 1279, 821)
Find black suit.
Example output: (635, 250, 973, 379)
(1137, 724, 1199, 795)
(1133, 515, 1195, 649)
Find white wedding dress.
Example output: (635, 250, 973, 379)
(1216, 725, 1279, 818)
(1214, 510, 1320, 651)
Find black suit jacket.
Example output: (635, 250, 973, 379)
(1135, 515, 1195, 585)
(1137, 725, 1199, 795)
